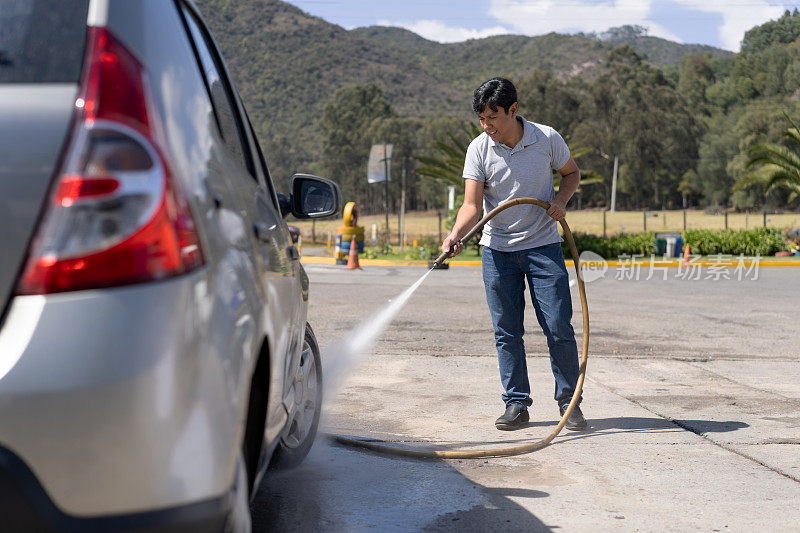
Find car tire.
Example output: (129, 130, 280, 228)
(270, 324, 322, 470)
(224, 450, 252, 533)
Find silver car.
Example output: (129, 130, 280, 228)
(0, 0, 340, 530)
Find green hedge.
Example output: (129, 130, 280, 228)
(563, 228, 787, 259)
(561, 232, 656, 259)
(683, 227, 786, 256)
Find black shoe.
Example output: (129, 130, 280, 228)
(495, 404, 529, 430)
(559, 404, 587, 431)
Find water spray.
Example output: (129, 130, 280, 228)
(329, 198, 589, 459)
(321, 268, 435, 402)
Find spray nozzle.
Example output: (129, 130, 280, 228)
(432, 242, 459, 269)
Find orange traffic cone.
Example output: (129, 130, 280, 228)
(346, 234, 361, 270)
(681, 243, 691, 267)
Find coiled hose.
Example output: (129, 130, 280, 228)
(331, 198, 588, 458)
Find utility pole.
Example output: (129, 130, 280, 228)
(602, 209, 607, 238)
(599, 151, 619, 212)
(399, 164, 406, 250)
(610, 155, 619, 212)
(383, 143, 390, 243)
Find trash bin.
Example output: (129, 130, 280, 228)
(655, 237, 667, 256)
(665, 237, 676, 258)
(655, 232, 682, 258)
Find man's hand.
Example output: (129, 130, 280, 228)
(441, 232, 464, 257)
(546, 198, 567, 222)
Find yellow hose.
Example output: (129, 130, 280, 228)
(331, 198, 589, 458)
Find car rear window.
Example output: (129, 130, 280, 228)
(0, 0, 90, 83)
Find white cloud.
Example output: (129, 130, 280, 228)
(376, 19, 513, 43)
(488, 0, 796, 51)
(670, 0, 788, 51)
(380, 1, 795, 51)
(488, 0, 682, 43)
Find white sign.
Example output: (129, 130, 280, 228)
(367, 144, 392, 183)
(448, 186, 456, 211)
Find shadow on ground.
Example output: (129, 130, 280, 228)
(251, 441, 554, 532)
(525, 415, 749, 435)
(357, 416, 750, 451)
(250, 416, 749, 531)
(589, 416, 748, 433)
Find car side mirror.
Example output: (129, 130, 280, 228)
(280, 174, 341, 219)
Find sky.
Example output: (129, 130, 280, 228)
(283, 0, 799, 51)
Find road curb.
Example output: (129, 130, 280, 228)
(300, 256, 800, 267)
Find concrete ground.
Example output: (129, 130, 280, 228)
(252, 263, 800, 532)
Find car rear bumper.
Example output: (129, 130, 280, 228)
(0, 445, 228, 533)
(0, 271, 251, 517)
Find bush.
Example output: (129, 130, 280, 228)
(563, 227, 788, 258)
(683, 227, 787, 256)
(562, 232, 656, 259)
(362, 243, 391, 259)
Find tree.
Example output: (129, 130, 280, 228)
(366, 116, 427, 211)
(735, 115, 800, 203)
(415, 122, 482, 187)
(696, 113, 739, 207)
(741, 9, 800, 55)
(678, 170, 702, 208)
(516, 70, 582, 135)
(598, 25, 648, 43)
(573, 46, 701, 209)
(319, 84, 393, 211)
(678, 53, 715, 116)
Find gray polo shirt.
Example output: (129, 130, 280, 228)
(463, 117, 571, 251)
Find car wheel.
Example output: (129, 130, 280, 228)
(224, 450, 252, 533)
(270, 324, 322, 469)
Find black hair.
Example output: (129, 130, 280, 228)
(472, 77, 517, 115)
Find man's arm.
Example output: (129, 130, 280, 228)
(547, 156, 581, 222)
(441, 178, 483, 257)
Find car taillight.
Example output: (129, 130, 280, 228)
(17, 27, 203, 295)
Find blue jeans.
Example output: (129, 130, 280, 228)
(482, 244, 581, 408)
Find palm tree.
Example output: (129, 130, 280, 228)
(415, 123, 481, 186)
(735, 114, 800, 202)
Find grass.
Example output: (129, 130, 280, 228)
(292, 209, 800, 245)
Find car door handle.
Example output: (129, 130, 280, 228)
(286, 246, 299, 261)
(253, 222, 272, 243)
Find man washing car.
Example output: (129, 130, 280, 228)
(441, 77, 586, 431)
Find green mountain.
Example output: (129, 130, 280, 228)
(195, 0, 732, 187)
(591, 24, 733, 65)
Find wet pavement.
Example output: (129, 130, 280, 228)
(252, 264, 800, 531)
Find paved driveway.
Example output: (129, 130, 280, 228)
(253, 264, 800, 532)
